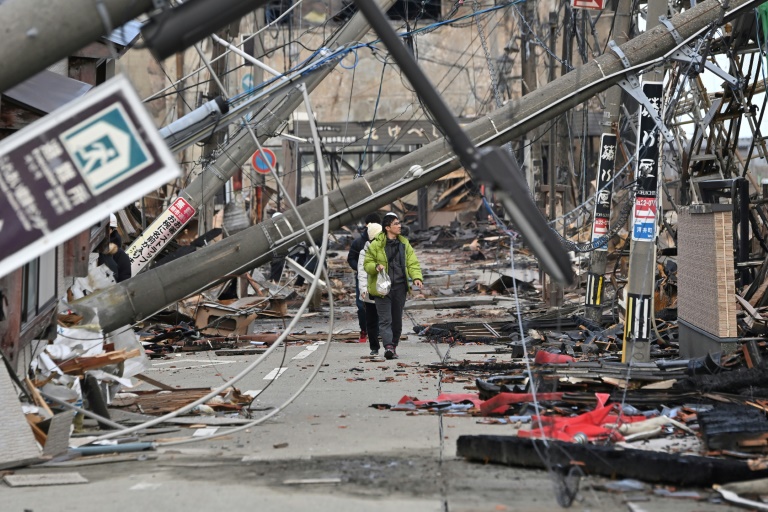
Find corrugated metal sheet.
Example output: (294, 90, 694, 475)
(3, 69, 91, 114)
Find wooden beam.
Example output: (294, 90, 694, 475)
(63, 231, 91, 277)
(0, 269, 23, 369)
(134, 373, 176, 391)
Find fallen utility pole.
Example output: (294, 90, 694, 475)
(76, 0, 763, 332)
(126, 0, 397, 273)
(0, 0, 156, 93)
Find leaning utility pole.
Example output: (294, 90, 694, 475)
(200, 25, 237, 234)
(621, 0, 668, 363)
(126, 0, 397, 273)
(584, 0, 633, 324)
(75, 0, 761, 332)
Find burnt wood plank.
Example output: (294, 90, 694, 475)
(456, 435, 768, 486)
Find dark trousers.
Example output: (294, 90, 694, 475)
(365, 301, 380, 351)
(355, 278, 366, 332)
(375, 282, 407, 349)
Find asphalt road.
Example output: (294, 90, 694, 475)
(3, 304, 741, 511)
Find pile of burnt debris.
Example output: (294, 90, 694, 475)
(371, 309, 768, 497)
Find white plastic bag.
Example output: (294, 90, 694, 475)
(376, 269, 391, 296)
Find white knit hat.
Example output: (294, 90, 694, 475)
(367, 222, 382, 240)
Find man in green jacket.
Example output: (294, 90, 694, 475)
(363, 214, 423, 360)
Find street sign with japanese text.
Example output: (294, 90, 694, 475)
(590, 134, 616, 250)
(0, 74, 180, 278)
(126, 197, 195, 275)
(631, 82, 663, 242)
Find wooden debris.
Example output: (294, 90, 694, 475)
(135, 373, 176, 391)
(57, 348, 141, 375)
(25, 377, 53, 416)
(111, 388, 228, 415)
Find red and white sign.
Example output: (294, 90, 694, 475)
(126, 196, 196, 274)
(591, 217, 609, 238)
(632, 196, 658, 241)
(251, 148, 276, 175)
(571, 0, 605, 10)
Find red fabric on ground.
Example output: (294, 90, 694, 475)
(479, 392, 565, 416)
(534, 351, 575, 364)
(518, 393, 647, 442)
(395, 392, 565, 415)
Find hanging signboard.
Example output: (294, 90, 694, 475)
(126, 197, 196, 275)
(631, 82, 663, 242)
(0, 74, 180, 279)
(590, 134, 617, 250)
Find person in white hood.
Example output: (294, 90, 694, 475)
(357, 222, 382, 355)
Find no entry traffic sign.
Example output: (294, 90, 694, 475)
(251, 148, 276, 174)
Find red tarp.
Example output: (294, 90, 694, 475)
(394, 392, 565, 415)
(518, 393, 647, 442)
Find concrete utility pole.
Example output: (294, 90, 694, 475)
(200, 25, 237, 234)
(520, 0, 542, 199)
(0, 0, 156, 93)
(547, 11, 563, 307)
(75, 0, 761, 332)
(126, 0, 397, 271)
(584, 0, 633, 324)
(621, 0, 669, 363)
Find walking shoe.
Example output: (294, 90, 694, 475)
(358, 331, 367, 343)
(384, 346, 395, 360)
(391, 347, 399, 359)
(369, 350, 379, 356)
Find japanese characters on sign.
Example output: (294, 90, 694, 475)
(0, 74, 180, 279)
(633, 196, 658, 241)
(126, 197, 196, 275)
(590, 134, 617, 250)
(293, 120, 450, 148)
(631, 82, 664, 242)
